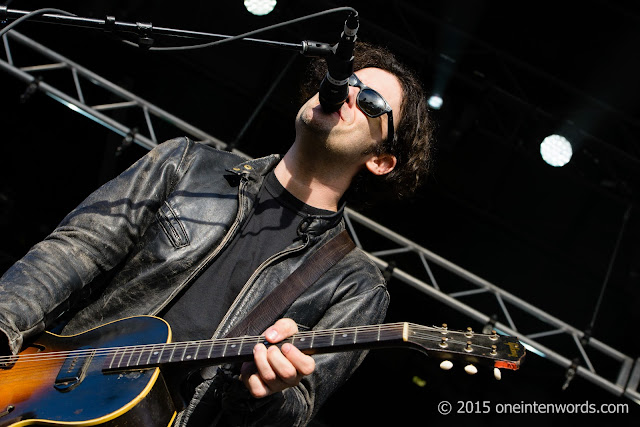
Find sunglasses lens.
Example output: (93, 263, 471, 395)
(358, 89, 388, 117)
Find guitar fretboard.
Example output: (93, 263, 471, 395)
(103, 323, 408, 371)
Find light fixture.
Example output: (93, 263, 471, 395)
(540, 134, 572, 167)
(427, 94, 443, 110)
(244, 0, 277, 16)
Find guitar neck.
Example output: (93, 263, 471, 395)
(104, 323, 408, 371)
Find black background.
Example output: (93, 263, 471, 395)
(1, 0, 639, 424)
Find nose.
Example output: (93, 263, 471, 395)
(346, 86, 359, 109)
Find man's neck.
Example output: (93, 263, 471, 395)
(274, 147, 353, 212)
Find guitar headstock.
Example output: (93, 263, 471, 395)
(406, 323, 525, 372)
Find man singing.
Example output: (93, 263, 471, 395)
(0, 41, 433, 426)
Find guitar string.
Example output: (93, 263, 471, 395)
(0, 331, 514, 388)
(0, 323, 408, 363)
(0, 323, 507, 366)
(0, 335, 511, 380)
(0, 326, 505, 367)
(0, 324, 405, 364)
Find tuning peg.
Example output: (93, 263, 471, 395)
(464, 364, 477, 375)
(440, 360, 453, 370)
(464, 341, 473, 352)
(494, 368, 502, 380)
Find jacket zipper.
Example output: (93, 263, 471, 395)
(151, 177, 251, 316)
(211, 234, 310, 339)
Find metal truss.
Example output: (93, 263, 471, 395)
(2, 30, 638, 405)
(344, 209, 640, 404)
(1, 30, 229, 153)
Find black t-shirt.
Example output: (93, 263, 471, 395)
(162, 170, 335, 343)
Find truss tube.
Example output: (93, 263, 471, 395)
(7, 30, 226, 148)
(626, 360, 640, 403)
(0, 56, 156, 150)
(367, 253, 627, 397)
(346, 208, 630, 363)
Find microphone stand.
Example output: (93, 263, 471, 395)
(0, 6, 344, 152)
(0, 7, 335, 57)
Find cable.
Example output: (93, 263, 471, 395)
(123, 7, 358, 51)
(585, 203, 632, 336)
(0, 8, 76, 38)
(0, 6, 357, 52)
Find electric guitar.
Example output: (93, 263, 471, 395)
(0, 316, 525, 426)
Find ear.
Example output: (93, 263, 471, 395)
(365, 153, 397, 176)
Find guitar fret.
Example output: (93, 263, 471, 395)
(194, 342, 202, 361)
(222, 339, 229, 357)
(179, 344, 188, 361)
(168, 343, 177, 363)
(118, 348, 127, 368)
(149, 344, 163, 365)
(311, 332, 325, 349)
(207, 340, 214, 359)
(236, 336, 258, 356)
(296, 334, 310, 349)
(209, 339, 226, 360)
(183, 343, 196, 362)
(135, 346, 144, 366)
(111, 348, 124, 369)
(108, 349, 117, 369)
(146, 345, 154, 365)
(228, 339, 239, 356)
(126, 346, 136, 366)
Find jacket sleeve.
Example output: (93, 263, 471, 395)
(0, 138, 192, 354)
(216, 254, 390, 426)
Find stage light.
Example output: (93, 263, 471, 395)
(428, 94, 443, 110)
(540, 134, 572, 167)
(244, 0, 277, 16)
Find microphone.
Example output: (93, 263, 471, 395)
(319, 11, 359, 113)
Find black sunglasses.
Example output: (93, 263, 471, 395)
(349, 74, 394, 144)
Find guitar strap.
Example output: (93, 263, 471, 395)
(197, 229, 355, 382)
(224, 229, 356, 339)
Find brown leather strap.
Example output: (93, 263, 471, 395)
(226, 229, 356, 338)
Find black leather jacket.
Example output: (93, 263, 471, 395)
(0, 137, 389, 426)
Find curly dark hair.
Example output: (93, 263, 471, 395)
(300, 41, 435, 201)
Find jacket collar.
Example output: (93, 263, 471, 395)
(296, 203, 345, 237)
(227, 154, 345, 236)
(226, 154, 281, 181)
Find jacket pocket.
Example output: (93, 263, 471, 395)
(157, 201, 190, 248)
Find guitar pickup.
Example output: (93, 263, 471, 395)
(54, 348, 95, 392)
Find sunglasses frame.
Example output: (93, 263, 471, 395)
(349, 74, 395, 144)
